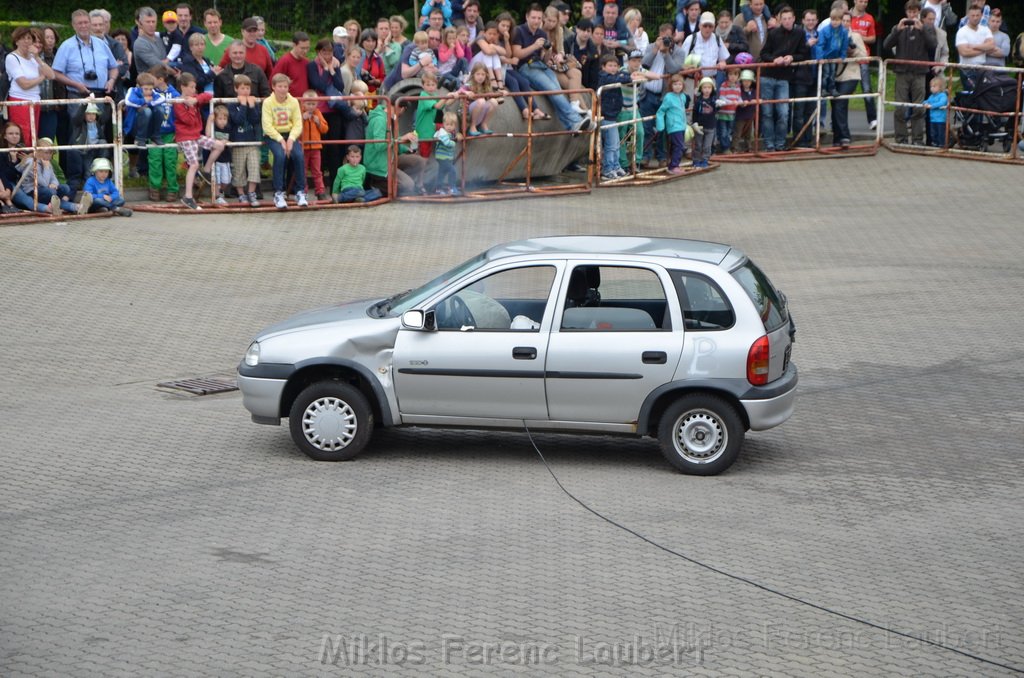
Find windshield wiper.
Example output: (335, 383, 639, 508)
(374, 289, 412, 317)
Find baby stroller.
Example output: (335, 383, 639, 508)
(953, 71, 1020, 153)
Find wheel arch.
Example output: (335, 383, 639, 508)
(279, 358, 392, 426)
(639, 381, 750, 436)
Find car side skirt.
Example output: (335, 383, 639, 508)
(399, 414, 637, 434)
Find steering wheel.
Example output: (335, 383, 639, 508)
(436, 294, 476, 329)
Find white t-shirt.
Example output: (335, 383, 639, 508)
(955, 23, 993, 66)
(681, 32, 730, 76)
(5, 52, 42, 100)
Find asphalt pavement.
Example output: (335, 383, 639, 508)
(1, 149, 1022, 676)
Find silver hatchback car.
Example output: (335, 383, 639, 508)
(238, 236, 797, 474)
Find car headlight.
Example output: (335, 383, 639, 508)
(244, 341, 261, 366)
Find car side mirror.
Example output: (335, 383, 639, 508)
(401, 309, 436, 331)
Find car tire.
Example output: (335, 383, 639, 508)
(658, 394, 743, 475)
(289, 381, 373, 461)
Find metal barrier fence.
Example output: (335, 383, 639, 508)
(3, 96, 120, 214)
(393, 87, 594, 202)
(880, 59, 1023, 164)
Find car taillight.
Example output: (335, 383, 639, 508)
(747, 335, 770, 386)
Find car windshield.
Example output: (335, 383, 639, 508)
(730, 259, 788, 332)
(381, 252, 489, 317)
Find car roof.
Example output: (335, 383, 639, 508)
(485, 236, 738, 266)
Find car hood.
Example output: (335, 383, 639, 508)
(254, 298, 380, 340)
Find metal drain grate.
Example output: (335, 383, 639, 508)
(157, 377, 238, 395)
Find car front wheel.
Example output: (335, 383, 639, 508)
(289, 381, 373, 461)
(658, 394, 743, 475)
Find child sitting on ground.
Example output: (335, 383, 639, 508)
(209, 105, 232, 205)
(655, 73, 689, 174)
(458, 63, 498, 136)
(332, 144, 383, 203)
(416, 70, 448, 158)
(83, 157, 132, 216)
(923, 75, 949, 148)
(300, 90, 330, 201)
(691, 77, 718, 168)
(227, 74, 262, 208)
(17, 137, 91, 214)
(174, 72, 226, 210)
(433, 110, 462, 195)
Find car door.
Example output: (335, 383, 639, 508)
(393, 263, 561, 421)
(545, 263, 683, 424)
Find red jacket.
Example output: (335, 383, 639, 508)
(272, 51, 310, 98)
(173, 92, 213, 142)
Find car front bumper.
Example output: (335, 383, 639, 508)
(237, 373, 286, 425)
(741, 363, 798, 431)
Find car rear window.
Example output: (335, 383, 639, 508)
(731, 260, 788, 332)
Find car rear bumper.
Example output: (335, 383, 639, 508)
(741, 363, 798, 431)
(237, 373, 286, 424)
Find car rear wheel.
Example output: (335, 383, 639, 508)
(658, 394, 743, 475)
(289, 381, 373, 461)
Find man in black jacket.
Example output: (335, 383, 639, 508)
(758, 6, 809, 151)
(882, 0, 936, 145)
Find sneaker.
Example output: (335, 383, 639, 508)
(601, 171, 619, 181)
(565, 161, 585, 172)
(571, 115, 592, 133)
(435, 188, 449, 196)
(151, 137, 163, 146)
(136, 138, 148, 149)
(248, 192, 260, 208)
(114, 206, 133, 217)
(165, 191, 179, 203)
(614, 167, 628, 178)
(316, 193, 328, 202)
(450, 187, 461, 197)
(77, 192, 92, 215)
(666, 166, 684, 175)
(49, 194, 62, 214)
(181, 196, 202, 210)
(148, 188, 161, 202)
(215, 196, 228, 206)
(296, 191, 309, 207)
(128, 167, 140, 179)
(868, 119, 878, 130)
(570, 99, 586, 115)
(238, 194, 249, 205)
(274, 191, 287, 209)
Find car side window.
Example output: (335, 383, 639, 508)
(560, 265, 671, 331)
(433, 266, 556, 331)
(670, 271, 735, 331)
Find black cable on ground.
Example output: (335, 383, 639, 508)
(523, 424, 1023, 675)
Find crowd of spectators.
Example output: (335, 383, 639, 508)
(0, 0, 1019, 215)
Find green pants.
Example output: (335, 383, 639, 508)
(148, 133, 180, 191)
(618, 109, 644, 169)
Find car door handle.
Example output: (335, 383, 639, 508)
(512, 346, 537, 360)
(642, 351, 667, 364)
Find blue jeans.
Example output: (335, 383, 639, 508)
(639, 92, 665, 161)
(759, 77, 790, 151)
(336, 186, 383, 202)
(600, 120, 620, 174)
(266, 138, 306, 193)
(518, 62, 582, 130)
(90, 195, 126, 211)
(22, 183, 76, 213)
(858, 63, 877, 124)
(716, 118, 734, 152)
(131, 106, 164, 145)
(830, 79, 858, 144)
